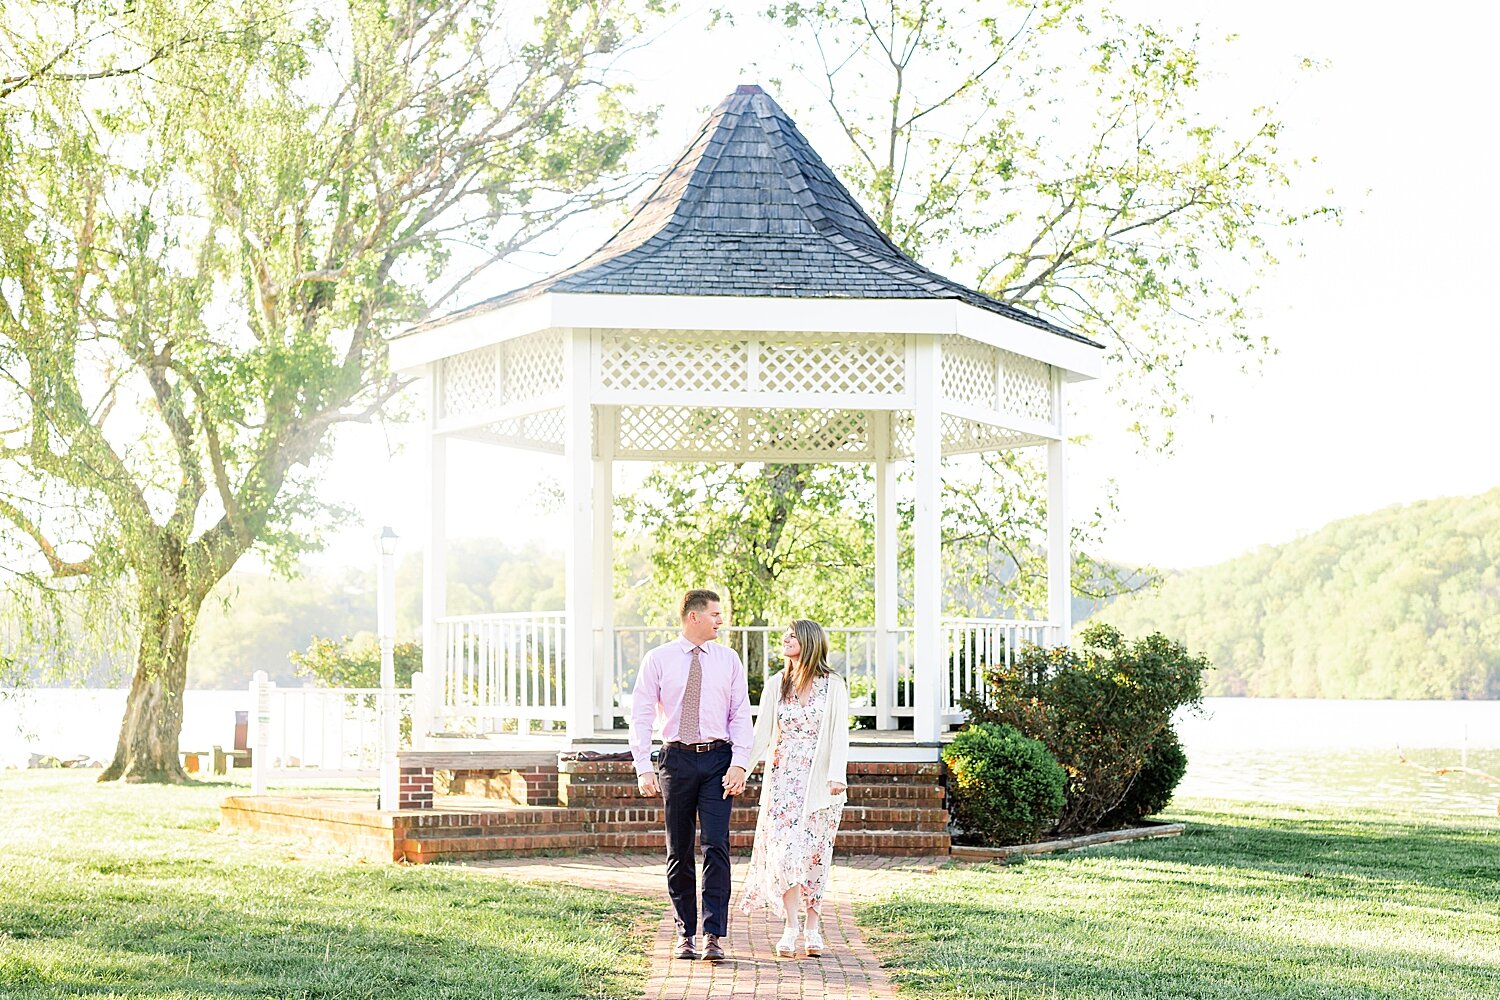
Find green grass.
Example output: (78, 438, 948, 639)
(0, 771, 657, 999)
(859, 799, 1500, 1000)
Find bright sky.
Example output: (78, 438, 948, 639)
(311, 0, 1500, 574)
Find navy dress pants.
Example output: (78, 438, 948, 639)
(658, 743, 734, 938)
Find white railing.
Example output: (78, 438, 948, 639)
(424, 612, 1052, 735)
(611, 625, 916, 721)
(942, 618, 1053, 718)
(249, 672, 425, 792)
(436, 612, 568, 731)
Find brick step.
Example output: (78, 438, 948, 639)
(401, 828, 948, 862)
(406, 805, 948, 837)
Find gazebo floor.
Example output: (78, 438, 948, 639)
(221, 759, 950, 863)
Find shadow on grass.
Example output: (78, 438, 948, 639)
(0, 864, 654, 1000)
(858, 807, 1500, 1000)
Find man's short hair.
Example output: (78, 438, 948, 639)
(680, 589, 720, 619)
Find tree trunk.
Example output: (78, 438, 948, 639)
(99, 570, 204, 783)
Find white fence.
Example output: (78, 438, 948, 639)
(249, 671, 428, 793)
(429, 613, 1053, 735)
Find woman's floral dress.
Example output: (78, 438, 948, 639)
(739, 674, 845, 918)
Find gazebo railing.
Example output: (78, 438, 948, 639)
(941, 618, 1053, 719)
(436, 612, 569, 731)
(611, 625, 914, 721)
(433, 612, 1051, 734)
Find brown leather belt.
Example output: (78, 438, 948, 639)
(665, 739, 731, 753)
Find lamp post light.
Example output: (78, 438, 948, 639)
(376, 526, 399, 811)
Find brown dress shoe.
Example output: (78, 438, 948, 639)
(673, 936, 698, 960)
(701, 934, 725, 962)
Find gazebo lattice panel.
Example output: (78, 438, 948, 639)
(939, 414, 1042, 455)
(598, 330, 906, 397)
(941, 336, 1054, 426)
(440, 330, 565, 420)
(887, 411, 1045, 460)
(467, 407, 567, 454)
(614, 405, 874, 461)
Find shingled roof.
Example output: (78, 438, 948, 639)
(412, 85, 1096, 346)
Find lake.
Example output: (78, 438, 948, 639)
(3, 691, 1497, 815)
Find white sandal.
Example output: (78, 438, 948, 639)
(774, 924, 800, 957)
(804, 921, 824, 957)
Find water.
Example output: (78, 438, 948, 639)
(1173, 698, 1500, 816)
(3, 692, 1497, 814)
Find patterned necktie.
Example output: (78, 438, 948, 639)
(678, 645, 704, 743)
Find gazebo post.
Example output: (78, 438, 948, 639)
(912, 335, 944, 745)
(421, 366, 448, 736)
(593, 404, 617, 731)
(564, 328, 596, 737)
(1047, 372, 1073, 646)
(872, 410, 897, 731)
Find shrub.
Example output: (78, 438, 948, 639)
(960, 622, 1207, 835)
(290, 635, 421, 688)
(1100, 726, 1188, 827)
(943, 722, 1067, 846)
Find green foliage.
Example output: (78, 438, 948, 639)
(289, 635, 422, 690)
(963, 622, 1207, 833)
(1095, 490, 1500, 699)
(943, 722, 1067, 846)
(0, 0, 660, 777)
(618, 462, 875, 629)
(1099, 725, 1187, 827)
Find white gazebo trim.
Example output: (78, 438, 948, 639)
(391, 292, 1104, 382)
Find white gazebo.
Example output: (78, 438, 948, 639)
(389, 85, 1103, 759)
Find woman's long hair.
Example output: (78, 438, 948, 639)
(780, 619, 832, 703)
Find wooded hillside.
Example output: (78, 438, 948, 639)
(1093, 490, 1500, 698)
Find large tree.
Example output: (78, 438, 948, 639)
(0, 0, 660, 781)
(628, 0, 1332, 619)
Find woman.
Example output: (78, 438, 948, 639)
(739, 618, 851, 958)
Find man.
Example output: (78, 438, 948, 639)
(631, 589, 753, 962)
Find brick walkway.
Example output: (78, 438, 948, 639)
(468, 855, 946, 999)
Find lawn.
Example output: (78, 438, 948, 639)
(859, 799, 1500, 1000)
(0, 771, 657, 1000)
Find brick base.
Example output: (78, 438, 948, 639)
(223, 758, 951, 863)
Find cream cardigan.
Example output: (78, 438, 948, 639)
(746, 669, 851, 817)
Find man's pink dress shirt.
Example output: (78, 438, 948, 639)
(630, 636, 754, 775)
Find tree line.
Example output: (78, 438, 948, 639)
(1093, 490, 1500, 699)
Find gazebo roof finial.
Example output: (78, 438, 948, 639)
(414, 85, 1095, 347)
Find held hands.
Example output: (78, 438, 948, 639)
(721, 765, 747, 798)
(828, 781, 847, 796)
(638, 771, 661, 797)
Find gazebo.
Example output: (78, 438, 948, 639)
(388, 84, 1103, 759)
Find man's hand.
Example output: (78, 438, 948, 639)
(828, 781, 847, 796)
(638, 771, 661, 797)
(721, 765, 747, 798)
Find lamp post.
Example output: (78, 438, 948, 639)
(376, 526, 399, 811)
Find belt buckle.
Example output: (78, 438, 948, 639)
(693, 741, 712, 752)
